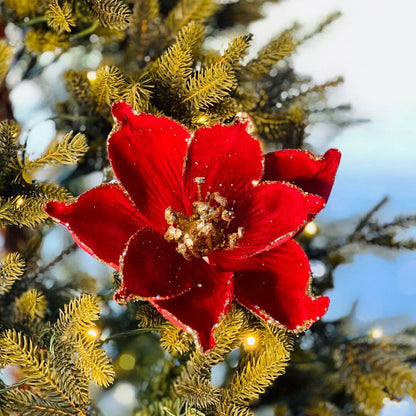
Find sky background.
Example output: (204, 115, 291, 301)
(6, 0, 416, 414)
(249, 1, 416, 414)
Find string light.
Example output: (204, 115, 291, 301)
(87, 71, 97, 82)
(87, 326, 100, 340)
(303, 221, 318, 237)
(243, 333, 258, 350)
(14, 197, 25, 208)
(246, 336, 256, 346)
(370, 326, 383, 339)
(196, 114, 209, 125)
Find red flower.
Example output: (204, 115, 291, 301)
(46, 102, 340, 351)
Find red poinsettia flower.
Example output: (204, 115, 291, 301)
(46, 102, 340, 351)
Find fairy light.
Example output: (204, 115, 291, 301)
(246, 336, 256, 346)
(14, 197, 25, 208)
(87, 326, 100, 340)
(370, 326, 383, 339)
(243, 333, 258, 350)
(196, 114, 209, 125)
(87, 71, 97, 82)
(304, 221, 318, 237)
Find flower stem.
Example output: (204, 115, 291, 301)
(71, 21, 99, 40)
(18, 16, 48, 27)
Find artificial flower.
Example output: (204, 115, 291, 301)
(46, 102, 340, 350)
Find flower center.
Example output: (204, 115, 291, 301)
(164, 178, 243, 260)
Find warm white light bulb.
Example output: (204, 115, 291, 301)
(246, 336, 256, 346)
(304, 221, 318, 237)
(15, 197, 25, 208)
(87, 327, 99, 339)
(87, 71, 97, 81)
(370, 326, 383, 339)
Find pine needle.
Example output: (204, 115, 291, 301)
(21, 131, 88, 182)
(86, 0, 132, 31)
(0, 252, 25, 295)
(46, 0, 76, 33)
(244, 30, 295, 76)
(0, 41, 13, 82)
(179, 64, 236, 110)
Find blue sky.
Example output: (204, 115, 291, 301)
(250, 1, 416, 414)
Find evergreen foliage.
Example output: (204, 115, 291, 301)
(0, 294, 114, 415)
(46, 0, 76, 33)
(0, 252, 25, 294)
(0, 40, 12, 82)
(0, 0, 414, 415)
(0, 119, 86, 227)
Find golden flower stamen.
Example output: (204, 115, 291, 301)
(164, 180, 243, 260)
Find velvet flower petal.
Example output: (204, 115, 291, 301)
(152, 259, 234, 350)
(108, 102, 191, 231)
(210, 181, 325, 262)
(183, 123, 263, 206)
(263, 148, 341, 201)
(45, 183, 144, 269)
(115, 228, 193, 302)
(45, 102, 341, 351)
(229, 240, 329, 330)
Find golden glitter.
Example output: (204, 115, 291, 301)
(164, 186, 243, 260)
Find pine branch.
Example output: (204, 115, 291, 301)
(21, 131, 88, 182)
(176, 21, 205, 56)
(0, 40, 13, 82)
(90, 65, 127, 110)
(165, 0, 219, 39)
(46, 0, 76, 33)
(0, 329, 88, 413)
(178, 64, 236, 110)
(174, 306, 247, 409)
(251, 103, 306, 147)
(160, 323, 193, 356)
(215, 402, 254, 416)
(0, 194, 62, 228)
(54, 294, 101, 341)
(64, 70, 94, 112)
(335, 339, 416, 415)
(0, 252, 25, 295)
(85, 0, 132, 30)
(6, 389, 80, 415)
(299, 11, 342, 44)
(151, 40, 194, 108)
(13, 289, 47, 322)
(25, 28, 70, 53)
(244, 30, 295, 77)
(123, 75, 154, 113)
(0, 119, 20, 175)
(74, 343, 114, 387)
(218, 33, 252, 68)
(225, 324, 293, 406)
(136, 301, 167, 328)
